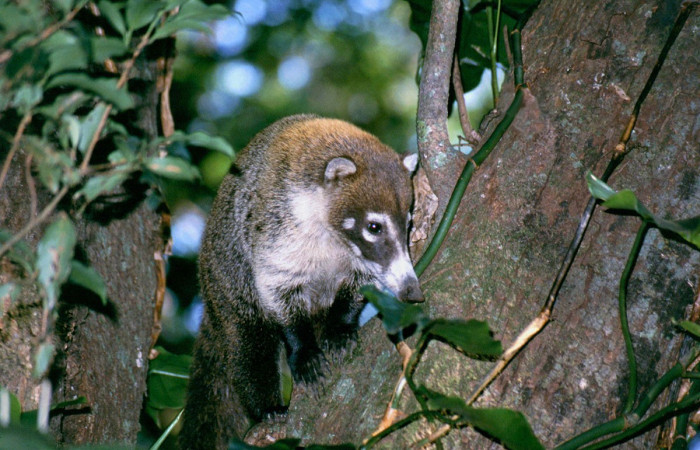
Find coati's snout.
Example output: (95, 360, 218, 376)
(399, 273, 424, 303)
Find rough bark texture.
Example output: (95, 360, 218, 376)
(0, 60, 161, 445)
(249, 0, 699, 448)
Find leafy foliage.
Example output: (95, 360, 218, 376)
(406, 0, 538, 91)
(587, 172, 700, 247)
(362, 285, 540, 449)
(0, 0, 230, 442)
(145, 347, 191, 429)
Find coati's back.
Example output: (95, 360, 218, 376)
(182, 115, 422, 449)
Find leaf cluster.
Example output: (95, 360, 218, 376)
(0, 0, 230, 442)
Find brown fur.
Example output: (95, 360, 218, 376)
(180, 115, 421, 449)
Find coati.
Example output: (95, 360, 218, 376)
(180, 114, 423, 449)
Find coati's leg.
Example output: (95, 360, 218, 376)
(323, 282, 366, 352)
(181, 316, 284, 450)
(283, 315, 327, 384)
(230, 316, 287, 420)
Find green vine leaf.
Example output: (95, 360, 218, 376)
(145, 155, 200, 181)
(424, 318, 502, 360)
(420, 388, 544, 450)
(675, 320, 700, 340)
(36, 213, 77, 311)
(0, 283, 22, 316)
(360, 285, 429, 334)
(586, 172, 700, 247)
(125, 0, 165, 31)
(76, 169, 132, 203)
(68, 261, 108, 305)
(162, 130, 235, 158)
(0, 230, 35, 274)
(46, 74, 134, 110)
(0, 387, 22, 425)
(10, 84, 43, 115)
(151, 0, 230, 41)
(97, 0, 127, 36)
(77, 103, 109, 154)
(146, 347, 191, 428)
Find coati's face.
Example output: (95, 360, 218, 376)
(325, 153, 424, 304)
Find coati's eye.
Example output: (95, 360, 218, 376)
(367, 222, 382, 234)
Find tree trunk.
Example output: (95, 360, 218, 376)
(0, 57, 161, 447)
(248, 0, 699, 447)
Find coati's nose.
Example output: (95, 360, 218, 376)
(399, 277, 424, 303)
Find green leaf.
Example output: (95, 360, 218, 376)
(90, 36, 129, 62)
(422, 389, 544, 450)
(11, 84, 43, 115)
(425, 319, 502, 360)
(43, 31, 88, 76)
(360, 285, 429, 334)
(68, 261, 108, 305)
(77, 169, 132, 203)
(0, 424, 56, 449)
(151, 1, 229, 41)
(676, 320, 700, 340)
(162, 130, 235, 158)
(36, 92, 88, 119)
(47, 74, 133, 110)
(25, 136, 78, 192)
(78, 103, 108, 154)
(146, 347, 191, 426)
(585, 171, 617, 201)
(53, 0, 75, 14)
(97, 0, 126, 36)
(586, 172, 700, 247)
(36, 213, 77, 310)
(33, 343, 55, 378)
(0, 387, 22, 425)
(126, 0, 165, 31)
(145, 156, 200, 181)
(61, 114, 81, 150)
(0, 230, 35, 274)
(0, 283, 22, 315)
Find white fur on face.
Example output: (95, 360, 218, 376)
(254, 187, 351, 321)
(342, 217, 355, 230)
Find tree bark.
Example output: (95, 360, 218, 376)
(0, 51, 161, 447)
(248, 0, 699, 448)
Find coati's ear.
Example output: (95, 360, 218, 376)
(402, 153, 419, 173)
(325, 157, 357, 182)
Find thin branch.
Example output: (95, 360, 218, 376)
(452, 54, 479, 145)
(0, 185, 69, 257)
(0, 113, 32, 191)
(80, 19, 158, 173)
(0, 1, 88, 65)
(25, 153, 38, 218)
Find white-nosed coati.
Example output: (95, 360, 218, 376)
(180, 115, 423, 449)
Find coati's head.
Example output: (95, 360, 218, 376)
(306, 121, 424, 304)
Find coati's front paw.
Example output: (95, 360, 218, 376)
(263, 405, 289, 423)
(325, 338, 356, 365)
(288, 348, 328, 385)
